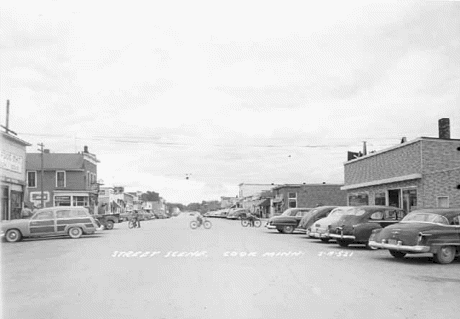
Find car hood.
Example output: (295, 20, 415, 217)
(1, 219, 28, 229)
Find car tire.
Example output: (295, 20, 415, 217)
(433, 246, 456, 264)
(389, 250, 406, 259)
(282, 225, 295, 234)
(5, 229, 22, 243)
(337, 239, 350, 247)
(320, 238, 329, 243)
(68, 227, 83, 239)
(105, 221, 114, 230)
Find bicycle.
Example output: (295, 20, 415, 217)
(190, 218, 212, 229)
(241, 217, 261, 228)
(128, 218, 141, 229)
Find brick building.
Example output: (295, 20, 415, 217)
(342, 119, 460, 211)
(272, 183, 347, 215)
(25, 146, 100, 210)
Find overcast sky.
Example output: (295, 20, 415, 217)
(1, 0, 459, 204)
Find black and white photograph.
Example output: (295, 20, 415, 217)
(1, 1, 459, 318)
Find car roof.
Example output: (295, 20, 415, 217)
(409, 208, 460, 217)
(348, 205, 404, 211)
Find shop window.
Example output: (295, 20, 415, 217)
(73, 196, 89, 207)
(348, 193, 369, 206)
(56, 171, 66, 188)
(437, 196, 449, 208)
(375, 192, 386, 206)
(1, 186, 9, 220)
(27, 171, 37, 188)
(288, 192, 297, 208)
(402, 189, 417, 212)
(55, 196, 71, 206)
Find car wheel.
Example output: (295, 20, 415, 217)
(105, 221, 114, 230)
(5, 229, 22, 242)
(337, 239, 350, 247)
(389, 250, 406, 259)
(320, 238, 329, 243)
(282, 225, 295, 234)
(433, 246, 456, 264)
(68, 227, 83, 239)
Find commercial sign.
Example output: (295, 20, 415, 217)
(0, 150, 23, 174)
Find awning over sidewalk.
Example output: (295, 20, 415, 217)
(256, 198, 271, 207)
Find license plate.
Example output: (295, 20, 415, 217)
(388, 239, 397, 245)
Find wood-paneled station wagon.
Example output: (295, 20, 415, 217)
(1, 207, 101, 242)
(369, 208, 460, 264)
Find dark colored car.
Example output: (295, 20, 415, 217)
(328, 206, 406, 248)
(265, 208, 312, 234)
(299, 206, 338, 234)
(369, 208, 460, 264)
(226, 208, 251, 220)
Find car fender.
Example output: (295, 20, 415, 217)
(354, 223, 382, 242)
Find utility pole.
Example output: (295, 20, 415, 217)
(37, 143, 45, 208)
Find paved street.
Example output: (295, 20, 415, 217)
(2, 217, 459, 319)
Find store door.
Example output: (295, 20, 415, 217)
(388, 189, 401, 208)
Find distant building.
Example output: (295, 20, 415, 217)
(220, 196, 238, 208)
(1, 131, 31, 220)
(238, 183, 278, 200)
(342, 119, 460, 211)
(25, 146, 100, 211)
(272, 184, 347, 216)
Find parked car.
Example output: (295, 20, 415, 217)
(309, 206, 357, 242)
(265, 207, 312, 234)
(328, 206, 406, 248)
(369, 208, 460, 264)
(299, 206, 338, 234)
(1, 206, 101, 242)
(226, 208, 251, 220)
(93, 213, 121, 230)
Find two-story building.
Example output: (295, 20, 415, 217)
(25, 146, 100, 211)
(272, 183, 347, 215)
(341, 119, 460, 211)
(1, 131, 31, 220)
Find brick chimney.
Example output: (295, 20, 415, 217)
(438, 118, 450, 139)
(84, 145, 89, 153)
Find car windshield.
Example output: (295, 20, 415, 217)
(328, 207, 355, 218)
(402, 213, 449, 225)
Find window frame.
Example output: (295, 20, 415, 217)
(56, 171, 66, 188)
(437, 196, 449, 208)
(27, 171, 37, 188)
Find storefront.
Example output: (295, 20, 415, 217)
(0, 132, 31, 220)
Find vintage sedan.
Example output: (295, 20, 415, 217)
(309, 206, 357, 242)
(226, 208, 251, 220)
(369, 208, 460, 264)
(328, 206, 405, 248)
(265, 207, 312, 233)
(1, 206, 100, 242)
(299, 206, 338, 235)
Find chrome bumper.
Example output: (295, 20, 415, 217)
(309, 231, 329, 239)
(265, 223, 276, 229)
(368, 241, 430, 253)
(329, 234, 355, 240)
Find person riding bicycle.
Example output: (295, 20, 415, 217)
(246, 212, 256, 227)
(196, 212, 204, 227)
(132, 210, 141, 228)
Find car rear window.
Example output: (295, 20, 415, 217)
(403, 213, 449, 225)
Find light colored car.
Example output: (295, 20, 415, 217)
(308, 206, 356, 242)
(1, 206, 101, 242)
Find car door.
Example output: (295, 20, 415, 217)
(55, 209, 73, 234)
(29, 210, 56, 236)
